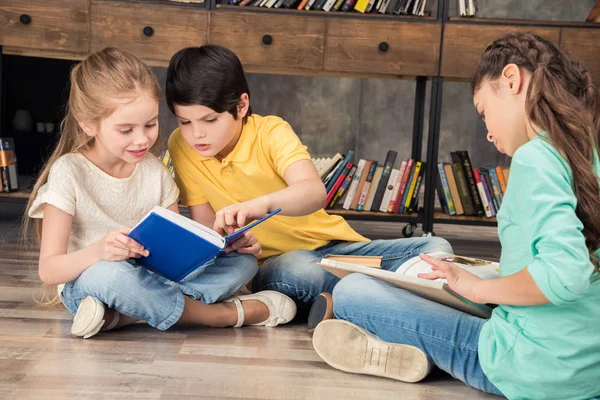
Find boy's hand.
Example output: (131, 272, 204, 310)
(225, 231, 262, 259)
(94, 228, 149, 262)
(417, 253, 484, 303)
(213, 197, 270, 235)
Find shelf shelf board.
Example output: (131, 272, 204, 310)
(327, 208, 421, 222)
(433, 212, 497, 226)
(448, 16, 600, 29)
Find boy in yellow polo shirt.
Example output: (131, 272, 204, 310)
(166, 45, 452, 331)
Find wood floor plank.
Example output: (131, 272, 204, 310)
(0, 228, 504, 399)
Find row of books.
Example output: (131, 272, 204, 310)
(314, 150, 426, 214)
(158, 149, 175, 179)
(436, 151, 509, 218)
(228, 0, 431, 16)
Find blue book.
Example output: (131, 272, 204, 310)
(326, 150, 354, 193)
(128, 207, 281, 282)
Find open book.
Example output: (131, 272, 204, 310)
(319, 252, 500, 318)
(128, 206, 281, 282)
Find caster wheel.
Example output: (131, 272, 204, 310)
(402, 224, 416, 238)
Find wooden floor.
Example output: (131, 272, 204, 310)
(0, 223, 503, 400)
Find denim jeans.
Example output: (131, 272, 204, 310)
(332, 273, 503, 397)
(61, 252, 258, 330)
(252, 236, 453, 305)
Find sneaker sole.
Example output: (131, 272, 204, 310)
(71, 296, 105, 338)
(312, 320, 429, 383)
(307, 293, 333, 333)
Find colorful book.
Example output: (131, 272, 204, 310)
(350, 160, 373, 210)
(380, 168, 400, 213)
(452, 162, 475, 215)
(357, 162, 378, 211)
(388, 161, 407, 213)
(444, 163, 464, 215)
(325, 161, 353, 207)
(437, 163, 455, 215)
(452, 151, 484, 216)
(371, 150, 397, 212)
(496, 166, 508, 194)
(365, 166, 383, 211)
(330, 165, 357, 208)
(402, 161, 422, 214)
(472, 169, 492, 218)
(406, 162, 426, 214)
(326, 151, 354, 193)
(343, 159, 367, 210)
(393, 159, 414, 214)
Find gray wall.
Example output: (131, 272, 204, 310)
(155, 0, 596, 170)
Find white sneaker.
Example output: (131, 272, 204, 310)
(225, 290, 297, 327)
(71, 296, 122, 339)
(313, 320, 431, 383)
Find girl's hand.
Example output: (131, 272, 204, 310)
(417, 253, 484, 303)
(225, 231, 262, 259)
(213, 197, 270, 235)
(94, 228, 149, 262)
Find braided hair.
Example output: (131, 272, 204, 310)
(472, 32, 600, 275)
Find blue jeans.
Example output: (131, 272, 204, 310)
(333, 273, 503, 397)
(252, 237, 453, 304)
(61, 252, 258, 330)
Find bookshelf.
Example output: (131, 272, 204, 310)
(1, 0, 599, 236)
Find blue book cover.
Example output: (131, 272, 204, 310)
(128, 207, 281, 282)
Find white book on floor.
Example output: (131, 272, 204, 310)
(318, 252, 500, 318)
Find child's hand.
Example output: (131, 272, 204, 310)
(417, 253, 484, 303)
(94, 228, 149, 262)
(213, 197, 270, 235)
(225, 231, 262, 259)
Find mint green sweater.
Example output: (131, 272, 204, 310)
(478, 134, 600, 400)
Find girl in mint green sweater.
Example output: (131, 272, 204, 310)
(312, 32, 600, 400)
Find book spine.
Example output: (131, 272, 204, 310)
(496, 166, 507, 194)
(330, 165, 357, 208)
(394, 158, 414, 214)
(480, 171, 497, 216)
(455, 151, 484, 216)
(325, 161, 352, 207)
(388, 160, 407, 212)
(322, 0, 338, 11)
(343, 159, 366, 210)
(357, 162, 378, 211)
(365, 166, 383, 211)
(401, 161, 421, 214)
(473, 169, 492, 217)
(354, 0, 370, 12)
(332, 0, 345, 9)
(436, 164, 449, 214)
(452, 162, 475, 215)
(444, 163, 463, 215)
(406, 162, 425, 214)
(350, 160, 373, 210)
(379, 169, 399, 213)
(487, 168, 503, 208)
(437, 163, 456, 215)
(326, 151, 354, 192)
(371, 150, 397, 212)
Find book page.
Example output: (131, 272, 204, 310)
(396, 251, 500, 281)
(143, 206, 225, 248)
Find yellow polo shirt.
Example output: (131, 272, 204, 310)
(168, 114, 369, 261)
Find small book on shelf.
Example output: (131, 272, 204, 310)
(319, 251, 500, 318)
(128, 207, 281, 282)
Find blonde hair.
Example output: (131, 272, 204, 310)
(23, 47, 161, 305)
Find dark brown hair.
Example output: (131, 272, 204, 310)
(472, 32, 600, 276)
(166, 45, 252, 124)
